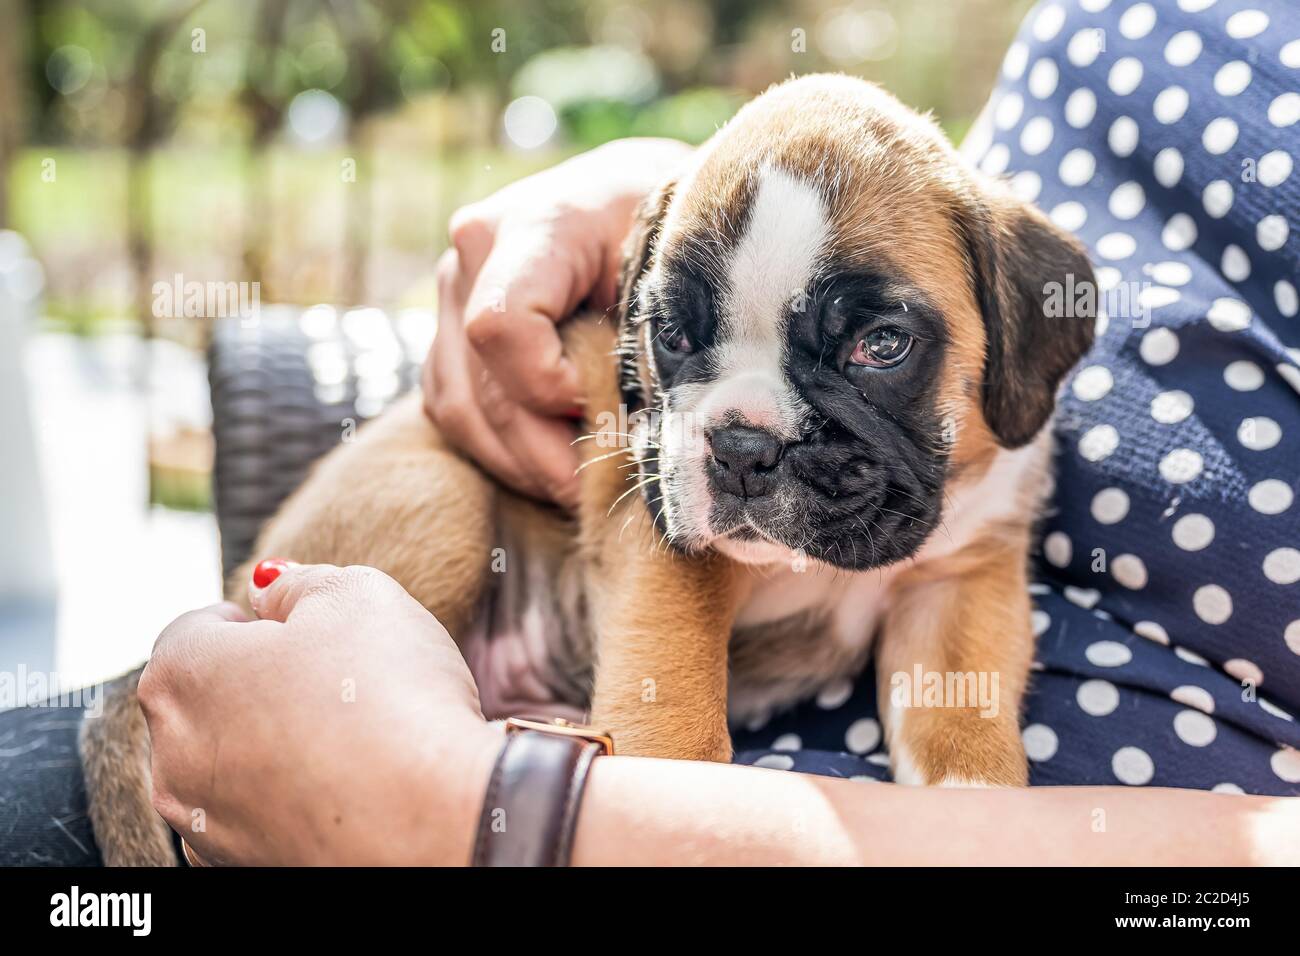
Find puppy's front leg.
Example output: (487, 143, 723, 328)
(875, 537, 1034, 787)
(586, 514, 740, 761)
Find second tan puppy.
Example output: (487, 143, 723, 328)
(82, 73, 1094, 864)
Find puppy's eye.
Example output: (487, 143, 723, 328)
(660, 325, 693, 354)
(849, 327, 913, 368)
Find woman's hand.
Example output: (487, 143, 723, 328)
(425, 137, 691, 508)
(138, 563, 502, 866)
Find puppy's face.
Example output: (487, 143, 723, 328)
(619, 75, 1095, 570)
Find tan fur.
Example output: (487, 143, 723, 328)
(79, 671, 178, 865)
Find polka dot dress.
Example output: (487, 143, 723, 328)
(732, 0, 1300, 795)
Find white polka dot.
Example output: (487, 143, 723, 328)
(1065, 586, 1100, 609)
(1159, 448, 1203, 483)
(1078, 423, 1120, 461)
(1202, 117, 1239, 155)
(1022, 723, 1058, 762)
(1275, 280, 1298, 317)
(1172, 685, 1215, 713)
(1081, 0, 1112, 12)
(1028, 58, 1060, 99)
(845, 717, 881, 754)
(1112, 746, 1154, 785)
(1177, 0, 1216, 10)
(1257, 215, 1289, 252)
(1096, 267, 1123, 292)
(1060, 148, 1097, 187)
(1269, 92, 1300, 127)
(1221, 244, 1251, 282)
(816, 677, 853, 710)
(1050, 200, 1087, 231)
(1263, 548, 1300, 585)
(1237, 416, 1281, 451)
(1153, 85, 1189, 123)
(1153, 148, 1184, 189)
(1120, 2, 1157, 39)
(1072, 365, 1113, 400)
(1258, 150, 1293, 187)
(1225, 9, 1269, 39)
(1139, 285, 1181, 311)
(1174, 709, 1217, 746)
(1165, 30, 1202, 67)
(1224, 360, 1264, 391)
(1065, 88, 1097, 128)
(772, 733, 802, 751)
(1214, 60, 1252, 96)
(1175, 646, 1209, 666)
(1031, 608, 1051, 637)
(1286, 621, 1300, 656)
(1225, 658, 1262, 686)
(1202, 179, 1234, 218)
(1249, 479, 1293, 515)
(1033, 3, 1066, 41)
(1087, 641, 1133, 667)
(994, 92, 1024, 130)
(1207, 296, 1250, 331)
(1162, 213, 1198, 251)
(1193, 584, 1233, 624)
(1102, 183, 1144, 223)
(1068, 28, 1105, 67)
(1108, 117, 1140, 159)
(1044, 530, 1072, 567)
(1212, 782, 1245, 794)
(1109, 57, 1144, 96)
(1002, 41, 1029, 80)
(1151, 389, 1194, 423)
(1148, 260, 1192, 286)
(1112, 554, 1148, 590)
(1135, 620, 1169, 645)
(1172, 514, 1215, 551)
(1284, 40, 1300, 69)
(1091, 487, 1130, 524)
(1140, 327, 1180, 365)
(1020, 115, 1055, 155)
(1097, 232, 1136, 261)
(980, 143, 1010, 175)
(1077, 680, 1120, 716)
(1011, 171, 1043, 203)
(1271, 747, 1300, 783)
(754, 753, 794, 770)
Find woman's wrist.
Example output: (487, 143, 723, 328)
(416, 719, 505, 866)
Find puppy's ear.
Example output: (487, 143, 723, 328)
(616, 178, 675, 410)
(959, 187, 1097, 448)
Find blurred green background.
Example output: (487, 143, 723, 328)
(1, 0, 1035, 338)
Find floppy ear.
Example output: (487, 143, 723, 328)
(616, 178, 676, 411)
(959, 188, 1097, 448)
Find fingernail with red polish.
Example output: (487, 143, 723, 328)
(252, 558, 293, 590)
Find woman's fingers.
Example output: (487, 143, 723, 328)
(461, 224, 586, 416)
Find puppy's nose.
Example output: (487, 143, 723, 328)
(707, 426, 784, 499)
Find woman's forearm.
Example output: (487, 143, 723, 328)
(570, 756, 1300, 866)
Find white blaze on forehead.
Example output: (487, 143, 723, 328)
(701, 165, 828, 437)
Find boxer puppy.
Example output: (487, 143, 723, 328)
(82, 74, 1094, 864)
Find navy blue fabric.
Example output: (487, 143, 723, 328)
(732, 0, 1300, 794)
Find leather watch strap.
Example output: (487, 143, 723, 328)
(471, 728, 603, 867)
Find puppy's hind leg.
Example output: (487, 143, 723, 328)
(79, 669, 179, 866)
(226, 391, 496, 639)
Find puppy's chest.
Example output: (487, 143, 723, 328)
(467, 549, 895, 725)
(725, 566, 894, 724)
